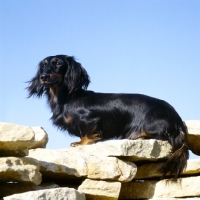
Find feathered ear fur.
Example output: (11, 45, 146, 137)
(27, 67, 45, 98)
(64, 56, 90, 93)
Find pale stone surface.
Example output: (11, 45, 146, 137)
(0, 122, 35, 141)
(87, 156, 136, 182)
(185, 120, 200, 155)
(28, 126, 48, 149)
(78, 179, 121, 200)
(0, 183, 59, 198)
(0, 122, 34, 156)
(134, 159, 200, 179)
(28, 148, 137, 182)
(148, 197, 200, 200)
(0, 157, 41, 185)
(0, 122, 48, 156)
(186, 120, 200, 134)
(120, 176, 200, 199)
(3, 187, 86, 200)
(62, 139, 172, 161)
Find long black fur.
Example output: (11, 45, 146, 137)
(27, 54, 189, 179)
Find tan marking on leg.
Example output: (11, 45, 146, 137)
(131, 130, 151, 140)
(70, 133, 102, 147)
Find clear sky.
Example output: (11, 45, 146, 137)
(0, 1, 200, 159)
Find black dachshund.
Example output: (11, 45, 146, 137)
(27, 55, 189, 178)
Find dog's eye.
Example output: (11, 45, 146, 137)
(54, 62, 61, 68)
(41, 63, 46, 69)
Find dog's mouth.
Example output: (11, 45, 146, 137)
(41, 81, 60, 87)
(40, 73, 63, 88)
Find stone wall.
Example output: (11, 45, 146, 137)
(0, 121, 200, 200)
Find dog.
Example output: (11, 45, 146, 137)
(27, 54, 189, 179)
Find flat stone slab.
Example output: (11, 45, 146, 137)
(0, 122, 48, 156)
(0, 157, 41, 185)
(28, 148, 137, 182)
(134, 159, 200, 179)
(0, 182, 59, 198)
(3, 187, 85, 200)
(148, 197, 200, 200)
(62, 139, 172, 161)
(185, 120, 200, 155)
(28, 126, 48, 149)
(120, 176, 200, 199)
(78, 179, 121, 200)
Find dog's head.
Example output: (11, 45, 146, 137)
(27, 55, 90, 97)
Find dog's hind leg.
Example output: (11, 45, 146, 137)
(128, 130, 152, 140)
(142, 110, 189, 179)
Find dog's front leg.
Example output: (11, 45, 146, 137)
(70, 133, 101, 147)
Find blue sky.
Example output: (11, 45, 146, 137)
(0, 1, 200, 158)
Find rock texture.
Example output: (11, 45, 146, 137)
(61, 139, 172, 161)
(185, 120, 200, 155)
(78, 179, 121, 200)
(0, 183, 59, 198)
(0, 157, 41, 185)
(134, 159, 200, 179)
(1, 121, 200, 199)
(3, 188, 86, 200)
(28, 148, 137, 182)
(0, 122, 48, 156)
(28, 126, 48, 149)
(150, 199, 200, 200)
(120, 176, 200, 199)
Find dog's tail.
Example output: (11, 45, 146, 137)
(161, 122, 189, 179)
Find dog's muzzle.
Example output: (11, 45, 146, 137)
(40, 73, 50, 82)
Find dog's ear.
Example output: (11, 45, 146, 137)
(27, 66, 45, 98)
(64, 56, 90, 93)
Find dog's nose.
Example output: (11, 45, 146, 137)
(40, 74, 50, 81)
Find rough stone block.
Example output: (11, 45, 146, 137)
(134, 159, 200, 179)
(0, 182, 59, 198)
(63, 139, 172, 161)
(28, 126, 48, 149)
(0, 122, 48, 156)
(28, 148, 137, 182)
(185, 120, 200, 155)
(78, 179, 121, 200)
(3, 187, 85, 200)
(0, 157, 41, 185)
(120, 176, 200, 199)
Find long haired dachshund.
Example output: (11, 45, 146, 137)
(27, 54, 189, 178)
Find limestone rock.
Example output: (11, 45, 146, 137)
(0, 122, 48, 156)
(120, 176, 200, 199)
(62, 139, 172, 161)
(134, 159, 200, 179)
(0, 122, 34, 156)
(0, 182, 59, 198)
(185, 120, 200, 155)
(148, 197, 200, 200)
(0, 157, 41, 185)
(78, 179, 121, 200)
(3, 187, 85, 200)
(87, 156, 136, 182)
(28, 148, 137, 182)
(28, 126, 48, 149)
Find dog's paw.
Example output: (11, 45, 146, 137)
(70, 142, 82, 147)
